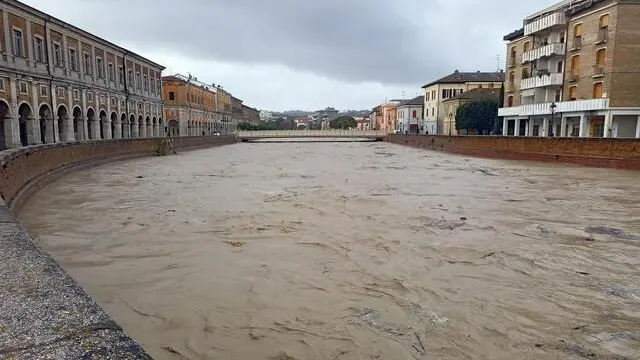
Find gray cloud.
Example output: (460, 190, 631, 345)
(23, 0, 560, 109)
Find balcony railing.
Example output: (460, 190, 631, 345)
(592, 65, 605, 78)
(498, 98, 609, 117)
(520, 72, 564, 90)
(524, 12, 567, 35)
(522, 42, 566, 63)
(570, 36, 582, 50)
(596, 27, 608, 44)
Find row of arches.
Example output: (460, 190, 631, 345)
(0, 100, 164, 150)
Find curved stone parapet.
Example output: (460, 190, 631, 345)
(0, 136, 236, 359)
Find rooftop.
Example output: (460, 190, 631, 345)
(398, 95, 425, 107)
(442, 87, 500, 103)
(422, 70, 505, 88)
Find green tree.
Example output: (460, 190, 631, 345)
(455, 99, 498, 135)
(329, 116, 357, 129)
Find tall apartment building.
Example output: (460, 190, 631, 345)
(162, 74, 237, 136)
(422, 71, 505, 135)
(0, 0, 165, 150)
(499, 0, 640, 138)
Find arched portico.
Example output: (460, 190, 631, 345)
(72, 107, 83, 141)
(86, 108, 96, 140)
(99, 110, 107, 140)
(130, 114, 137, 138)
(168, 119, 179, 137)
(57, 105, 69, 142)
(18, 103, 32, 146)
(39, 104, 53, 144)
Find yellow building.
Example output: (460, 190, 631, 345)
(440, 88, 500, 135)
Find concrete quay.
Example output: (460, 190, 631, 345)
(0, 136, 236, 359)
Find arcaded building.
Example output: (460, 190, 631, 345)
(0, 0, 165, 150)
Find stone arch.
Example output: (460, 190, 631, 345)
(57, 105, 68, 142)
(18, 102, 32, 146)
(152, 116, 157, 137)
(121, 113, 128, 138)
(129, 114, 136, 138)
(0, 100, 10, 150)
(138, 115, 144, 138)
(38, 103, 52, 144)
(110, 112, 118, 139)
(168, 119, 179, 137)
(72, 106, 83, 141)
(86, 107, 96, 140)
(145, 116, 151, 138)
(98, 110, 107, 140)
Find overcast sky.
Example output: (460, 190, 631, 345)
(24, 0, 558, 111)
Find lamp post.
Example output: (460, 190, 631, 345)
(549, 102, 557, 137)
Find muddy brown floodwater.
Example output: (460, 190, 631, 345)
(19, 141, 640, 360)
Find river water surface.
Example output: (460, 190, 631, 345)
(19, 141, 640, 360)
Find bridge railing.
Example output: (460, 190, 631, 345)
(236, 130, 389, 138)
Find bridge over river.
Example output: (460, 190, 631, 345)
(236, 129, 388, 141)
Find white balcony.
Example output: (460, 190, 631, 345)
(522, 43, 566, 63)
(520, 73, 564, 90)
(499, 98, 609, 117)
(524, 12, 567, 35)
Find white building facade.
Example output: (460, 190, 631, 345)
(395, 96, 424, 134)
(422, 71, 505, 135)
(0, 0, 165, 151)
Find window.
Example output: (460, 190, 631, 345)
(96, 57, 104, 78)
(13, 29, 23, 57)
(412, 110, 417, 118)
(136, 71, 141, 89)
(53, 43, 62, 67)
(509, 71, 515, 83)
(523, 41, 531, 52)
(19, 81, 28, 94)
(509, 47, 516, 66)
(569, 86, 577, 100)
(39, 84, 48, 97)
(599, 14, 609, 28)
(507, 95, 514, 107)
(570, 55, 580, 76)
(118, 66, 124, 83)
(34, 37, 44, 62)
(431, 108, 434, 116)
(555, 89, 562, 102)
(596, 48, 606, 67)
(593, 82, 603, 99)
(151, 78, 155, 94)
(108, 63, 114, 81)
(522, 68, 529, 79)
(169, 91, 175, 100)
(143, 75, 148, 90)
(573, 23, 583, 48)
(73, 89, 80, 100)
(87, 91, 94, 102)
(0, 78, 5, 91)
(83, 53, 92, 75)
(57, 87, 65, 98)
(557, 61, 564, 73)
(127, 69, 133, 84)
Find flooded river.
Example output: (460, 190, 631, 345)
(19, 141, 640, 360)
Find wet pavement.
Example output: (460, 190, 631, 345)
(19, 141, 640, 359)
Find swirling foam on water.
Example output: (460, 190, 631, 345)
(20, 141, 640, 360)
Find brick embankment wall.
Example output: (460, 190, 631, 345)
(387, 135, 640, 170)
(0, 135, 235, 359)
(0, 135, 236, 213)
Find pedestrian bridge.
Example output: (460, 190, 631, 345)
(236, 130, 388, 141)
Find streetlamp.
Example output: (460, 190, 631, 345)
(549, 102, 557, 137)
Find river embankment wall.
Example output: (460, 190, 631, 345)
(0, 135, 235, 359)
(387, 135, 640, 170)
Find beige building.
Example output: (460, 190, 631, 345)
(441, 88, 500, 135)
(499, 0, 640, 138)
(422, 71, 505, 135)
(0, 0, 165, 150)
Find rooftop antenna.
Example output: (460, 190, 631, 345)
(496, 54, 501, 72)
